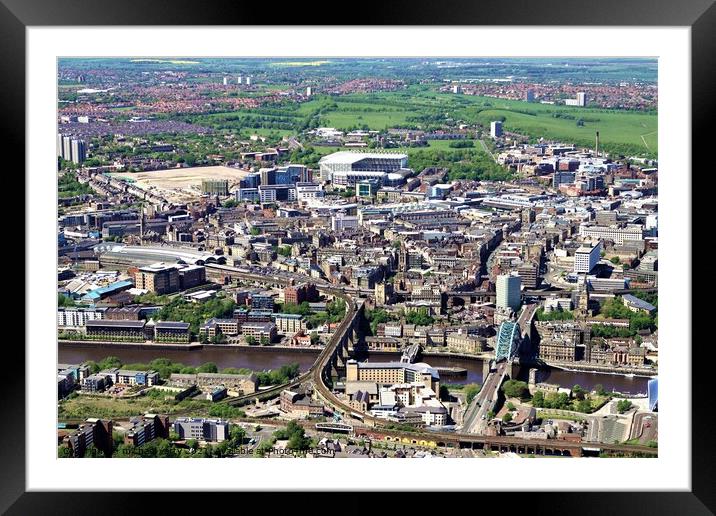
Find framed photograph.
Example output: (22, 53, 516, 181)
(4, 0, 712, 511)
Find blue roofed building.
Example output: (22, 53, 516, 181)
(81, 280, 134, 303)
(622, 294, 657, 314)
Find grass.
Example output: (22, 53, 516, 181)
(188, 86, 657, 157)
(312, 89, 658, 156)
(58, 392, 213, 420)
(537, 411, 586, 422)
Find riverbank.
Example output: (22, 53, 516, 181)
(544, 361, 657, 377)
(59, 340, 323, 354)
(58, 343, 651, 395)
(59, 339, 204, 351)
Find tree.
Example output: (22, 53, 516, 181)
(576, 399, 593, 413)
(245, 335, 258, 345)
(487, 410, 495, 420)
(97, 356, 122, 370)
(169, 430, 180, 441)
(616, 399, 633, 414)
(502, 412, 513, 423)
(531, 390, 545, 408)
(502, 380, 530, 400)
(229, 426, 246, 446)
(404, 307, 434, 326)
(593, 384, 606, 396)
(57, 445, 72, 458)
(197, 362, 218, 373)
(186, 439, 198, 450)
(58, 293, 76, 307)
(464, 383, 481, 405)
(572, 384, 585, 400)
(506, 401, 516, 411)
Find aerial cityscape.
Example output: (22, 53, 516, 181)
(56, 57, 658, 459)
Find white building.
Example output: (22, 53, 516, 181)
(544, 297, 573, 313)
(58, 307, 105, 328)
(579, 224, 644, 245)
(332, 170, 388, 189)
(172, 418, 229, 442)
(295, 182, 324, 201)
(331, 214, 359, 232)
(490, 121, 503, 138)
(273, 313, 305, 335)
(318, 151, 408, 182)
(496, 273, 521, 312)
(576, 92, 587, 106)
(574, 241, 601, 274)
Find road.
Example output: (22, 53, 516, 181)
(517, 302, 538, 331)
(462, 361, 509, 434)
(477, 139, 497, 162)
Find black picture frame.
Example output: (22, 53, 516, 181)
(2, 0, 711, 512)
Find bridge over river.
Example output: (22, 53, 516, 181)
(461, 303, 538, 434)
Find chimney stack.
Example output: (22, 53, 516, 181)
(595, 131, 600, 157)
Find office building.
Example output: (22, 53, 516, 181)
(259, 167, 277, 186)
(357, 179, 381, 198)
(154, 321, 191, 343)
(241, 322, 277, 342)
(85, 319, 147, 341)
(173, 418, 229, 442)
(284, 283, 318, 305)
(295, 182, 323, 201)
(274, 313, 305, 334)
(170, 372, 257, 396)
(553, 170, 576, 188)
(517, 263, 539, 289)
(178, 264, 206, 290)
(258, 184, 296, 203)
(496, 273, 521, 312)
(490, 121, 503, 138)
(250, 293, 274, 310)
(574, 241, 601, 274)
(124, 414, 170, 447)
(331, 213, 359, 231)
(346, 360, 440, 393)
(65, 418, 113, 457)
(236, 187, 260, 202)
(135, 263, 180, 294)
(579, 224, 644, 245)
(58, 307, 105, 328)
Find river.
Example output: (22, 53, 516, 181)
(58, 344, 651, 396)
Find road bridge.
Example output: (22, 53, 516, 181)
(201, 264, 365, 409)
(400, 342, 421, 363)
(463, 304, 538, 434)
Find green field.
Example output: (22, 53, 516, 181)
(300, 89, 658, 157)
(187, 86, 657, 158)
